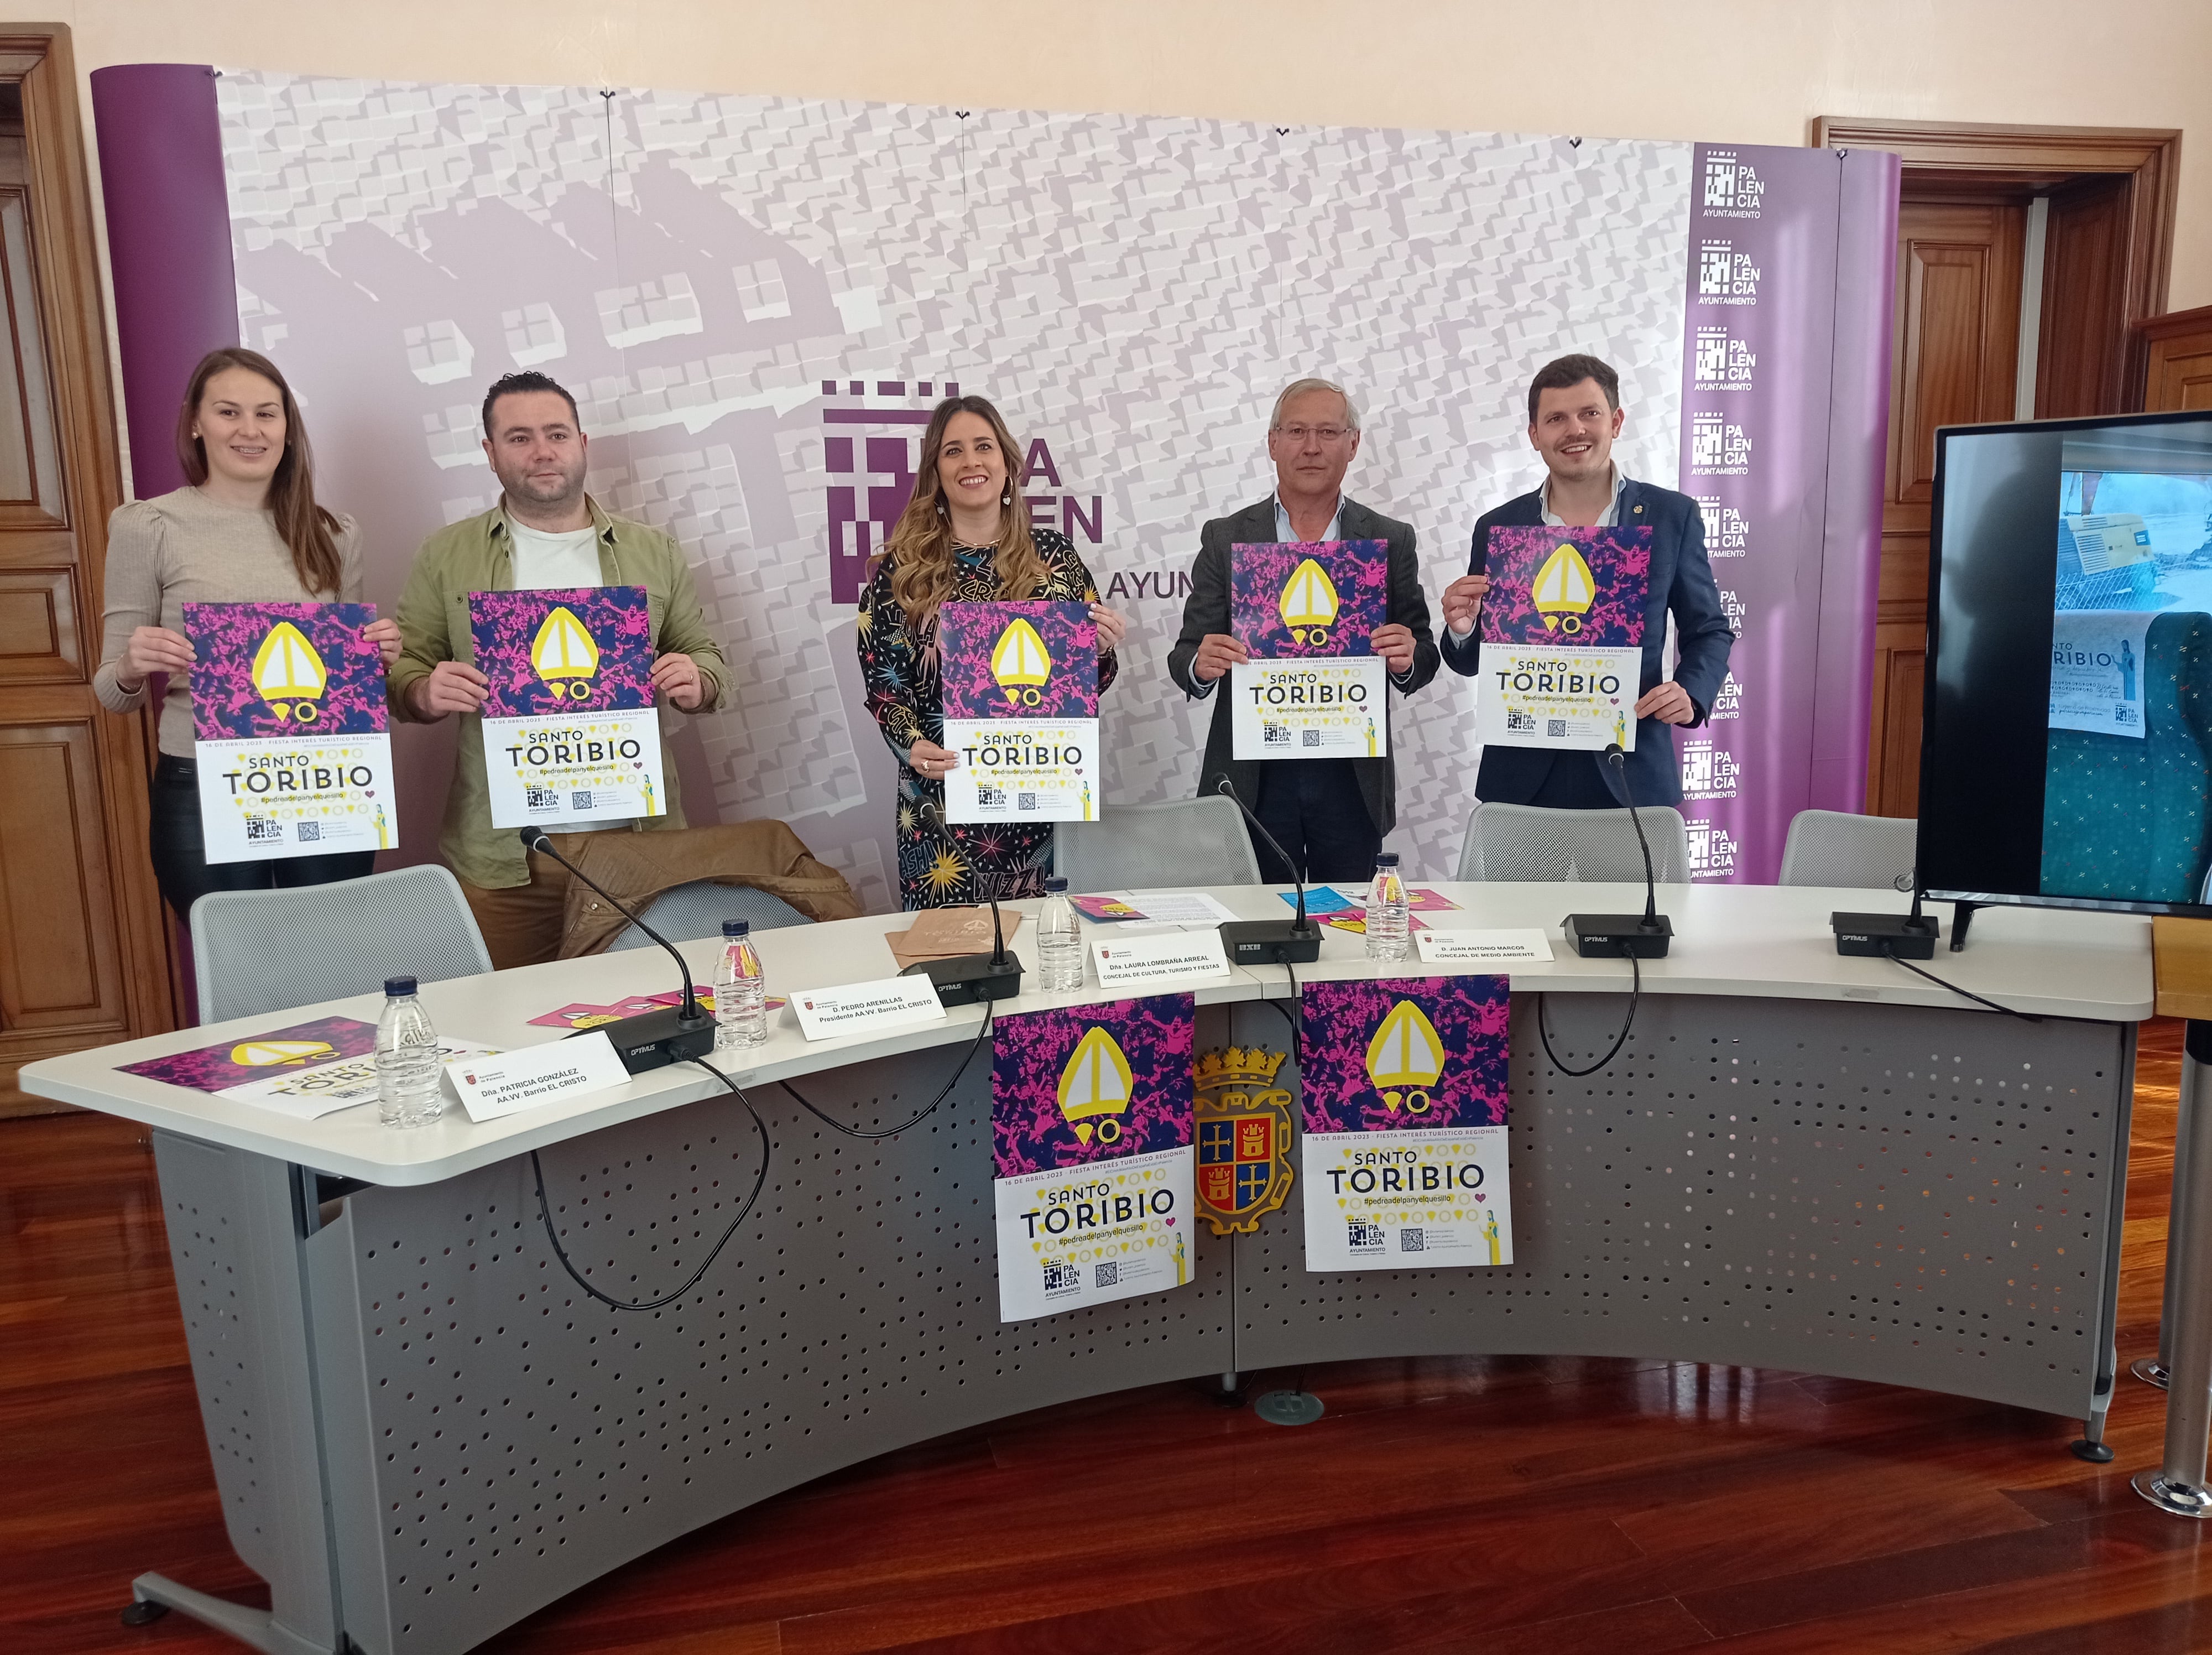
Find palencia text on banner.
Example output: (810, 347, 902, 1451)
(183, 602, 397, 863)
(468, 586, 667, 829)
(937, 599, 1100, 824)
(1296, 975, 1515, 1273)
(992, 995, 1197, 1321)
(1228, 539, 1390, 761)
(1476, 525, 1650, 754)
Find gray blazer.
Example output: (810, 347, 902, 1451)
(1166, 496, 1439, 835)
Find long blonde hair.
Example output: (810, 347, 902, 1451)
(877, 395, 1051, 632)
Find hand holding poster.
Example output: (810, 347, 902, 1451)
(468, 586, 666, 829)
(992, 995, 1197, 1320)
(1228, 540, 1390, 759)
(183, 602, 395, 861)
(938, 600, 1099, 824)
(1297, 976, 1514, 1272)
(1477, 527, 1650, 752)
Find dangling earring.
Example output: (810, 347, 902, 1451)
(935, 498, 947, 516)
(1001, 486, 1013, 506)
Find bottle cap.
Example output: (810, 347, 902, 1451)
(384, 975, 418, 997)
(1376, 852, 1401, 867)
(721, 920, 750, 939)
(1044, 876, 1070, 892)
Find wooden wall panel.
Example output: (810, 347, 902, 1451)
(2038, 175, 2133, 418)
(2139, 305, 2212, 412)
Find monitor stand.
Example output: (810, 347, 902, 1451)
(1949, 901, 1982, 951)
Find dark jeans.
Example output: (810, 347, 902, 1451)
(1248, 757, 1382, 886)
(149, 754, 377, 927)
(1524, 751, 1622, 809)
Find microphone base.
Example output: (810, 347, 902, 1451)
(1220, 919, 1323, 965)
(1562, 914, 1673, 959)
(901, 951, 1025, 1006)
(1831, 911, 1939, 959)
(569, 1006, 718, 1074)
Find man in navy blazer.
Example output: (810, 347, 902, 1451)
(1441, 354, 1733, 809)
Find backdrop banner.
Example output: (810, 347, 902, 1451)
(96, 71, 1891, 904)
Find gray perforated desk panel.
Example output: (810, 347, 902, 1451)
(28, 886, 2149, 1655)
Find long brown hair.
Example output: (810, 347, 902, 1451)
(175, 347, 344, 597)
(877, 395, 1050, 632)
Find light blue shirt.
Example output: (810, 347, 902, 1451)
(1541, 464, 1629, 528)
(1274, 492, 1343, 544)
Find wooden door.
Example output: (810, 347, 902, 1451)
(1866, 196, 2026, 818)
(2140, 305, 2212, 412)
(0, 29, 166, 1115)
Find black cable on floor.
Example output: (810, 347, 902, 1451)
(778, 997, 997, 1138)
(1537, 953, 1642, 1077)
(1880, 941, 2044, 1023)
(530, 1055, 770, 1313)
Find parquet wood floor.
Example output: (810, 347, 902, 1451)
(3, 1019, 2208, 1653)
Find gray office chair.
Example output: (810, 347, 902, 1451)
(190, 864, 494, 1023)
(1456, 800, 1691, 883)
(1054, 797, 1262, 892)
(1778, 809, 1918, 891)
(609, 879, 811, 950)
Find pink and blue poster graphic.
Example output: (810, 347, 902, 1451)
(1227, 539, 1391, 761)
(990, 994, 1197, 1320)
(120, 1015, 380, 1092)
(1295, 975, 1514, 1272)
(466, 586, 666, 829)
(937, 599, 1100, 825)
(182, 602, 395, 862)
(1475, 527, 1653, 755)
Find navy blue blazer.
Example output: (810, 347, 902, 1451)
(1441, 478, 1734, 808)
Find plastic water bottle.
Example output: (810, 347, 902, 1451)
(1364, 852, 1410, 963)
(375, 975, 442, 1129)
(1037, 876, 1084, 991)
(714, 920, 768, 1049)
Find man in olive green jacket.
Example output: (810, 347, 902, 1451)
(389, 371, 728, 969)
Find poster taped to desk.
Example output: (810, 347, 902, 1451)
(1228, 539, 1389, 759)
(937, 599, 1099, 824)
(992, 995, 1196, 1321)
(182, 602, 395, 862)
(1297, 976, 1514, 1272)
(1474, 526, 1649, 753)
(468, 586, 666, 829)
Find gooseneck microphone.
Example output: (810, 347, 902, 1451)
(1213, 778, 1322, 965)
(1561, 743, 1674, 959)
(1830, 865, 1942, 959)
(519, 827, 716, 1071)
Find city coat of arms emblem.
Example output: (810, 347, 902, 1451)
(1194, 1046, 1295, 1235)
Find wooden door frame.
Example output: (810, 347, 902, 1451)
(1811, 117, 2181, 406)
(0, 24, 163, 1113)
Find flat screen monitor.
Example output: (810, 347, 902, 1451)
(1921, 408, 2212, 918)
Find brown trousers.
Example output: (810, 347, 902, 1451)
(459, 850, 573, 971)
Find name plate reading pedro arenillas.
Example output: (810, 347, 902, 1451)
(1475, 527, 1649, 752)
(1228, 539, 1390, 760)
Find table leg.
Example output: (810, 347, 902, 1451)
(2135, 1037, 2195, 1392)
(2135, 1020, 2212, 1517)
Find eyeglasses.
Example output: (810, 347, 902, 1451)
(1275, 424, 1352, 444)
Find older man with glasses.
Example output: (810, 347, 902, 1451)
(1167, 377, 1438, 883)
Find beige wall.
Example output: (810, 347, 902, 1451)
(43, 0, 2212, 371)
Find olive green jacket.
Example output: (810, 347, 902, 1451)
(389, 498, 729, 889)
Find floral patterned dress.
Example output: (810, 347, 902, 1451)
(859, 527, 1117, 908)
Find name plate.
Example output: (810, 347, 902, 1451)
(448, 1031, 628, 1122)
(1415, 928, 1556, 965)
(1091, 929, 1233, 989)
(791, 976, 949, 1042)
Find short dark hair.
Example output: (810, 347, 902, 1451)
(1526, 354, 1620, 424)
(481, 371, 581, 437)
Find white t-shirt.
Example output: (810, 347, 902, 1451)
(505, 518, 635, 834)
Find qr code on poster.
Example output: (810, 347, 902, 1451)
(1506, 710, 1535, 735)
(570, 790, 593, 811)
(1547, 719, 1568, 738)
(295, 820, 321, 844)
(526, 787, 559, 809)
(244, 816, 281, 843)
(978, 785, 1005, 808)
(1263, 723, 1289, 746)
(1348, 1219, 1385, 1251)
(1018, 792, 1038, 811)
(1094, 1260, 1119, 1288)
(1302, 728, 1322, 748)
(1400, 1227, 1426, 1252)
(1042, 1261, 1080, 1293)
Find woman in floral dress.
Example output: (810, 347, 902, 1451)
(859, 394, 1126, 907)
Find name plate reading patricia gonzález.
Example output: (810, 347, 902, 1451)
(790, 976, 950, 1042)
(1091, 929, 1233, 990)
(448, 1031, 629, 1123)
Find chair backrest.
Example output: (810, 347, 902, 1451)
(1456, 801, 1691, 883)
(1778, 809, 1919, 890)
(610, 879, 811, 950)
(1055, 797, 1262, 892)
(191, 865, 494, 1023)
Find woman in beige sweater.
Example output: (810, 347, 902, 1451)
(93, 347, 400, 923)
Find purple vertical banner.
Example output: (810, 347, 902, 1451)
(1676, 145, 1895, 883)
